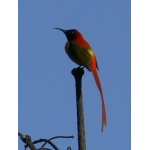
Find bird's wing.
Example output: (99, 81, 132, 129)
(65, 41, 96, 70)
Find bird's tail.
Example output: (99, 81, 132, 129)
(91, 68, 107, 132)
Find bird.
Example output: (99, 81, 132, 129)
(54, 28, 107, 132)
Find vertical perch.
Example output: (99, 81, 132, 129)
(71, 67, 86, 150)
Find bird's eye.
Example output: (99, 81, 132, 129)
(71, 31, 74, 34)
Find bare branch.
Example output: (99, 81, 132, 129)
(34, 135, 74, 150)
(33, 139, 59, 150)
(72, 67, 86, 150)
(19, 131, 74, 150)
(49, 135, 74, 141)
(18, 132, 36, 150)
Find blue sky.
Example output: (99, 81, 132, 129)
(18, 0, 130, 149)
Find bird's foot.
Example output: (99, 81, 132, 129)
(77, 66, 85, 70)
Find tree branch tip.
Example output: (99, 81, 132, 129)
(71, 67, 84, 78)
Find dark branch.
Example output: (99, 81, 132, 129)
(71, 67, 86, 150)
(49, 135, 74, 141)
(33, 135, 74, 150)
(19, 131, 74, 150)
(33, 139, 59, 150)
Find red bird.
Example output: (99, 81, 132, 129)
(55, 28, 107, 132)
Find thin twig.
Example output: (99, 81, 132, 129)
(35, 136, 74, 150)
(33, 139, 59, 150)
(49, 135, 74, 141)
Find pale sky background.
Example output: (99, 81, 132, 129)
(2, 1, 150, 150)
(18, 0, 130, 150)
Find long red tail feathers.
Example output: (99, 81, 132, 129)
(91, 68, 107, 132)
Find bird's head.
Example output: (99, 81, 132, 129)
(54, 28, 83, 41)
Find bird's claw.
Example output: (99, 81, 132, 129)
(77, 66, 85, 70)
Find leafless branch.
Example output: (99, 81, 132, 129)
(49, 135, 74, 141)
(33, 138, 59, 150)
(19, 131, 74, 150)
(18, 132, 36, 150)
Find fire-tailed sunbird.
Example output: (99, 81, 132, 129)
(54, 28, 107, 132)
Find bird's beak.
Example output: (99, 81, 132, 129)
(54, 28, 66, 34)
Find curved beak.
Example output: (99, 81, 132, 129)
(54, 28, 66, 33)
